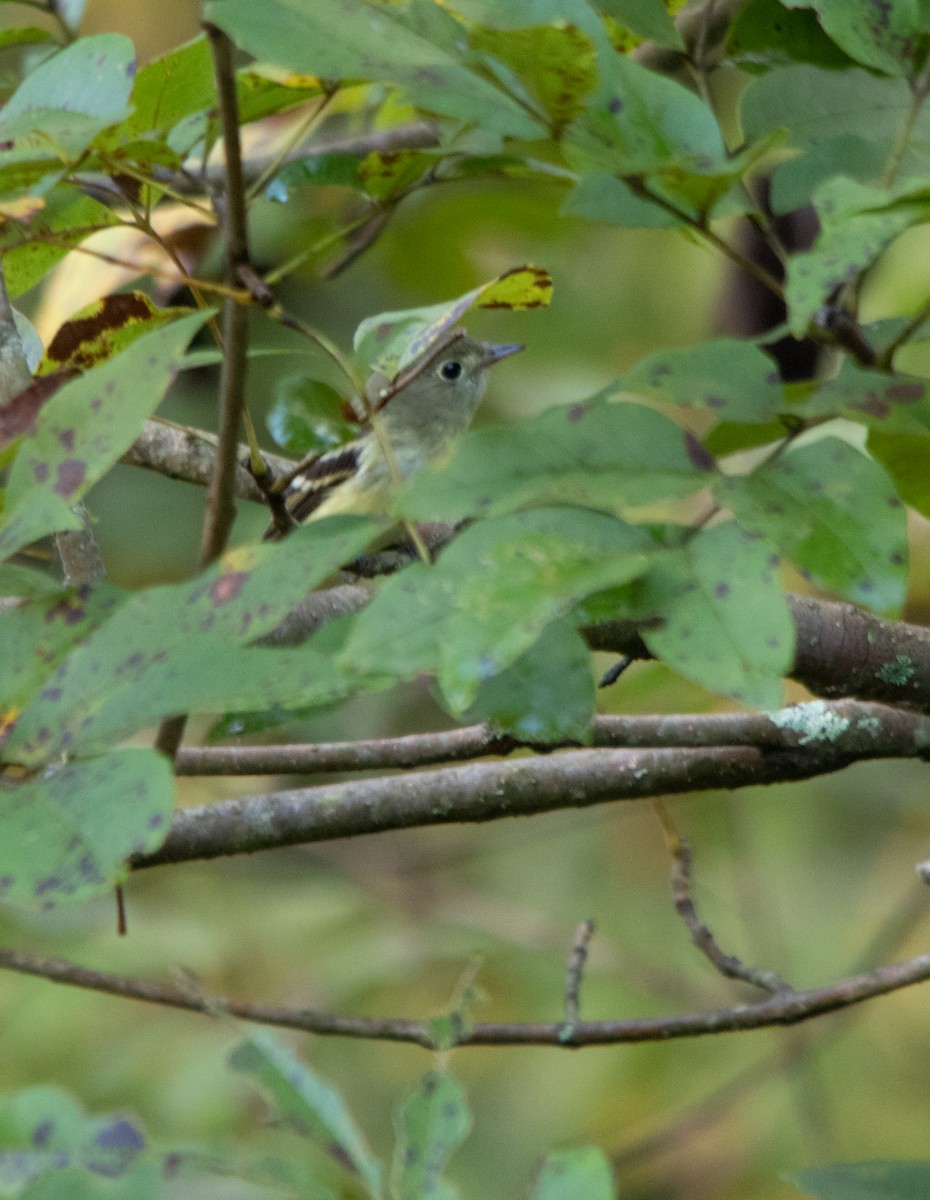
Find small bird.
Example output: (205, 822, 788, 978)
(264, 333, 522, 538)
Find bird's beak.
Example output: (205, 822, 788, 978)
(480, 341, 524, 367)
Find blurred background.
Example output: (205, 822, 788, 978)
(3, 3, 930, 1197)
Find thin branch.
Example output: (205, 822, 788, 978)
(563, 919, 595, 1026)
(0, 943, 928, 1048)
(200, 22, 252, 566)
(173, 701, 930, 777)
(662, 818, 790, 994)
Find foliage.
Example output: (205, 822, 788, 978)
(2, 0, 930, 1195)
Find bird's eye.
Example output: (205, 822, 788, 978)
(438, 359, 463, 381)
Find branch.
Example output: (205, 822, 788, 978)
(589, 594, 930, 713)
(1, 943, 928, 1048)
(200, 22, 252, 567)
(137, 720, 930, 870)
(173, 700, 930, 776)
(122, 418, 292, 504)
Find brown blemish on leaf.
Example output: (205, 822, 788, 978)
(33, 462, 49, 483)
(567, 403, 587, 422)
(45, 293, 153, 370)
(57, 428, 75, 451)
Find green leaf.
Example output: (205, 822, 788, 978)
(785, 179, 929, 338)
(0, 311, 211, 561)
(469, 23, 597, 132)
(357, 149, 433, 200)
(0, 34, 135, 178)
(562, 171, 679, 229)
(799, 363, 930, 434)
(390, 1072, 471, 1200)
(617, 338, 784, 423)
(344, 507, 656, 713)
(563, 52, 726, 176)
(267, 375, 357, 455)
(395, 397, 714, 522)
(96, 36, 214, 147)
(462, 618, 595, 743)
(6, 518, 382, 763)
(0, 1088, 145, 1190)
(788, 1160, 930, 1199)
(740, 65, 930, 207)
(230, 1031, 382, 1200)
(1, 33, 135, 127)
(204, 0, 546, 138)
(531, 1146, 615, 1200)
(1, 580, 126, 720)
(270, 151, 362, 196)
(798, 0, 924, 77)
(0, 189, 119, 299)
(0, 748, 173, 909)
(868, 429, 930, 519)
(353, 265, 552, 376)
(633, 522, 794, 708)
(716, 437, 907, 614)
(726, 0, 856, 71)
(592, 0, 684, 50)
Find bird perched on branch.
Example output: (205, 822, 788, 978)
(263, 332, 522, 539)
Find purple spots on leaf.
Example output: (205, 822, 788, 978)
(33, 462, 49, 483)
(567, 403, 587, 423)
(32, 1121, 54, 1148)
(608, 97, 623, 114)
(714, 582, 730, 599)
(57, 428, 76, 451)
(54, 459, 86, 497)
(684, 432, 714, 470)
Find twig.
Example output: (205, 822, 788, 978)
(656, 804, 790, 994)
(0, 943, 928, 1048)
(173, 701, 930, 777)
(562, 919, 595, 1029)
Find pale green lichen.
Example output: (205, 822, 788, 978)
(769, 700, 850, 745)
(855, 716, 881, 738)
(877, 655, 916, 686)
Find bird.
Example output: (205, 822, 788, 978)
(263, 332, 522, 539)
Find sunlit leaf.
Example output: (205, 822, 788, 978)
(353, 265, 552, 375)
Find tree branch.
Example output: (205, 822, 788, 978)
(173, 700, 930, 776)
(0, 943, 927, 1048)
(137, 720, 929, 870)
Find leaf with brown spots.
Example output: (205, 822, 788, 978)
(616, 338, 785, 424)
(396, 396, 713, 522)
(0, 311, 209, 562)
(716, 436, 908, 614)
(40, 292, 196, 375)
(6, 515, 382, 764)
(0, 747, 172, 910)
(633, 521, 793, 709)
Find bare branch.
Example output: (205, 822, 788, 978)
(174, 701, 930, 776)
(1, 942, 928, 1048)
(137, 724, 930, 870)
